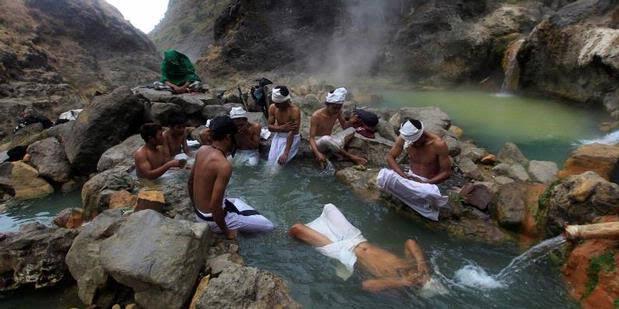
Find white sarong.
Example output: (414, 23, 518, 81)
(232, 149, 260, 166)
(267, 132, 301, 165)
(194, 198, 274, 233)
(376, 168, 448, 221)
(306, 204, 367, 280)
(316, 127, 355, 154)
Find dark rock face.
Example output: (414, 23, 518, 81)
(81, 166, 136, 218)
(0, 222, 78, 292)
(27, 137, 71, 183)
(64, 87, 145, 174)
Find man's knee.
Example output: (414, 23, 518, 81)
(289, 223, 305, 237)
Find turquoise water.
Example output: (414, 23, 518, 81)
(0, 191, 82, 233)
(380, 90, 605, 164)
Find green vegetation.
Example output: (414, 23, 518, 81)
(536, 180, 560, 229)
(583, 251, 616, 299)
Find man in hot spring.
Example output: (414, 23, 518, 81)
(289, 204, 445, 294)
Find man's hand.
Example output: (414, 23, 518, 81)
(401, 173, 426, 183)
(278, 152, 289, 165)
(225, 229, 237, 240)
(280, 122, 296, 132)
(315, 152, 327, 168)
(168, 159, 182, 168)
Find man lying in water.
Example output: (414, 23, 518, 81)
(163, 113, 192, 158)
(289, 204, 431, 293)
(377, 118, 451, 221)
(134, 123, 185, 180)
(188, 116, 274, 239)
(230, 107, 261, 166)
(309, 87, 368, 168)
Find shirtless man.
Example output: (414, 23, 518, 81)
(377, 119, 451, 221)
(309, 88, 368, 168)
(134, 123, 185, 180)
(163, 113, 192, 158)
(289, 204, 431, 293)
(229, 107, 261, 166)
(267, 86, 301, 166)
(189, 116, 273, 239)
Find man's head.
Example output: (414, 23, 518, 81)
(352, 108, 379, 128)
(210, 116, 238, 154)
(140, 123, 164, 145)
(230, 107, 248, 129)
(272, 86, 291, 108)
(325, 87, 347, 115)
(400, 118, 425, 148)
(167, 113, 187, 135)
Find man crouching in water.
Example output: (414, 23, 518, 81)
(134, 123, 185, 180)
(189, 116, 274, 239)
(289, 204, 434, 293)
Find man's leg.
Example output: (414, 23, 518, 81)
(289, 223, 332, 247)
(405, 239, 430, 280)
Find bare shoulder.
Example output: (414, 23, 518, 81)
(311, 107, 325, 119)
(134, 146, 146, 159)
(431, 136, 449, 153)
(268, 104, 277, 112)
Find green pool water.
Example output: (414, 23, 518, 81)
(379, 90, 605, 164)
(0, 191, 82, 233)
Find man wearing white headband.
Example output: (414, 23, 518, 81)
(230, 107, 261, 166)
(309, 87, 368, 168)
(377, 118, 452, 221)
(267, 86, 301, 166)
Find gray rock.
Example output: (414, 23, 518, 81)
(150, 102, 182, 125)
(245, 112, 267, 127)
(97, 135, 144, 172)
(493, 183, 527, 230)
(202, 105, 228, 119)
(459, 141, 489, 163)
(100, 210, 209, 309)
(528, 160, 559, 184)
(493, 163, 530, 182)
(458, 157, 483, 180)
(0, 223, 78, 292)
(494, 176, 515, 186)
(460, 182, 494, 210)
(196, 265, 300, 309)
(444, 135, 461, 157)
(375, 119, 397, 141)
(169, 94, 205, 114)
(389, 107, 451, 136)
(497, 142, 528, 166)
(27, 137, 71, 183)
(81, 166, 136, 217)
(207, 253, 243, 276)
(346, 134, 395, 167)
(64, 87, 145, 174)
(134, 88, 174, 102)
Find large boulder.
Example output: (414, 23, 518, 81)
(99, 210, 209, 309)
(544, 171, 619, 236)
(0, 223, 78, 292)
(559, 143, 619, 183)
(497, 142, 529, 166)
(528, 160, 559, 184)
(196, 265, 300, 309)
(169, 95, 205, 114)
(150, 102, 182, 125)
(493, 183, 528, 230)
(389, 107, 451, 136)
(26, 137, 71, 183)
(493, 163, 530, 182)
(64, 87, 145, 174)
(81, 166, 136, 218)
(346, 134, 394, 167)
(97, 135, 144, 172)
(335, 167, 381, 201)
(0, 161, 54, 200)
(457, 157, 483, 180)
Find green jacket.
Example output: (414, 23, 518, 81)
(160, 49, 201, 86)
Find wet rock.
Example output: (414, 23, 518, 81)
(99, 210, 209, 309)
(389, 107, 451, 136)
(53, 208, 85, 229)
(528, 160, 559, 184)
(445, 217, 512, 244)
(169, 95, 205, 114)
(66, 209, 127, 307)
(97, 135, 144, 172)
(335, 167, 380, 201)
(497, 142, 529, 166)
(460, 182, 494, 211)
(206, 253, 244, 276)
(559, 143, 619, 183)
(457, 157, 483, 180)
(346, 134, 394, 167)
(108, 190, 137, 210)
(444, 135, 461, 157)
(81, 166, 136, 218)
(0, 161, 54, 200)
(493, 183, 528, 230)
(26, 137, 71, 183)
(202, 105, 227, 119)
(135, 190, 165, 212)
(459, 141, 489, 163)
(0, 222, 78, 291)
(64, 87, 145, 174)
(493, 163, 530, 182)
(545, 171, 619, 236)
(196, 265, 300, 309)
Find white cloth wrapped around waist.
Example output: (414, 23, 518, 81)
(305, 204, 367, 280)
(267, 132, 301, 165)
(376, 168, 448, 221)
(194, 197, 274, 234)
(316, 127, 355, 153)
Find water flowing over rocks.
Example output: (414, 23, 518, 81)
(0, 222, 78, 291)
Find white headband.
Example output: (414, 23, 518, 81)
(326, 87, 347, 104)
(400, 120, 424, 148)
(272, 87, 290, 103)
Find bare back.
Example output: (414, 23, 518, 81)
(235, 122, 261, 150)
(189, 146, 232, 214)
(134, 145, 168, 177)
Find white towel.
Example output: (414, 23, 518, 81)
(376, 168, 448, 221)
(267, 132, 300, 165)
(306, 204, 367, 280)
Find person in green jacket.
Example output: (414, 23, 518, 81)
(160, 49, 202, 94)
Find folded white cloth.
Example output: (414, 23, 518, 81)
(316, 127, 355, 153)
(376, 168, 448, 221)
(400, 120, 424, 149)
(232, 149, 260, 166)
(58, 109, 83, 121)
(271, 87, 290, 103)
(326, 87, 347, 104)
(267, 132, 300, 165)
(306, 204, 367, 280)
(260, 127, 271, 140)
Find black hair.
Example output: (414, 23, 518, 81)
(402, 118, 422, 129)
(140, 123, 162, 142)
(274, 85, 289, 97)
(167, 113, 187, 127)
(354, 109, 379, 127)
(210, 116, 238, 141)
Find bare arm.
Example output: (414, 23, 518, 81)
(134, 150, 177, 180)
(362, 278, 413, 293)
(309, 113, 326, 163)
(187, 161, 195, 204)
(425, 141, 452, 184)
(385, 137, 408, 177)
(267, 105, 283, 132)
(283, 107, 301, 154)
(210, 163, 233, 236)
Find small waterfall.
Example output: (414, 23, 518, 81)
(500, 39, 525, 94)
(577, 130, 619, 146)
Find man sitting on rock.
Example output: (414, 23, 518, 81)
(189, 116, 274, 239)
(163, 113, 192, 159)
(290, 204, 442, 294)
(156, 49, 202, 94)
(309, 87, 368, 168)
(267, 86, 301, 166)
(230, 107, 261, 166)
(377, 119, 451, 221)
(135, 123, 185, 180)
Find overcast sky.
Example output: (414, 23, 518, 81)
(106, 0, 169, 33)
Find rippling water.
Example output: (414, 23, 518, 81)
(0, 191, 81, 233)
